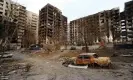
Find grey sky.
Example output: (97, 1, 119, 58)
(12, 0, 131, 21)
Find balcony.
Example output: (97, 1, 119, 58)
(127, 29, 133, 32)
(18, 29, 24, 33)
(121, 20, 125, 22)
(127, 26, 132, 28)
(0, 0, 4, 3)
(17, 39, 22, 42)
(18, 33, 23, 36)
(121, 23, 126, 26)
(121, 27, 126, 29)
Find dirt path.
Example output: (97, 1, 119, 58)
(5, 50, 133, 80)
(23, 52, 133, 80)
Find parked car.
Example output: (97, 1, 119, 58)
(29, 44, 41, 50)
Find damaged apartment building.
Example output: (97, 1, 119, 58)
(120, 0, 133, 44)
(0, 0, 27, 49)
(11, 2, 27, 49)
(61, 15, 68, 46)
(70, 8, 120, 46)
(11, 2, 39, 49)
(0, 0, 11, 41)
(25, 11, 39, 47)
(0, 0, 11, 23)
(39, 4, 67, 47)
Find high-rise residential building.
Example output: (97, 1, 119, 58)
(70, 8, 120, 46)
(121, 1, 133, 44)
(39, 3, 67, 48)
(0, 0, 39, 49)
(0, 0, 12, 35)
(0, 0, 16, 50)
(120, 11, 126, 43)
(110, 8, 120, 43)
(120, 1, 133, 44)
(0, 0, 11, 23)
(70, 14, 99, 46)
(26, 11, 39, 44)
(99, 10, 112, 43)
(61, 15, 67, 46)
(11, 1, 27, 49)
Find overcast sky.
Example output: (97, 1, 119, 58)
(12, 0, 131, 21)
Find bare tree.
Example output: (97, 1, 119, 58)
(78, 15, 99, 52)
(78, 19, 89, 52)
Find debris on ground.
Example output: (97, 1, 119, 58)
(0, 48, 133, 80)
(68, 64, 88, 69)
(0, 58, 32, 80)
(120, 54, 133, 57)
(111, 54, 119, 57)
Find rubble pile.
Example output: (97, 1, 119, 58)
(0, 62, 32, 80)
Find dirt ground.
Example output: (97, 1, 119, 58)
(0, 48, 133, 80)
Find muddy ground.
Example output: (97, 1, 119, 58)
(0, 48, 133, 80)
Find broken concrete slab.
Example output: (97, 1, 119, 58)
(120, 54, 133, 57)
(68, 64, 88, 69)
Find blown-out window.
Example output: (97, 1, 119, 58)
(0, 0, 3, 2)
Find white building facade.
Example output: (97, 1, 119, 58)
(0, 0, 11, 22)
(27, 11, 39, 44)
